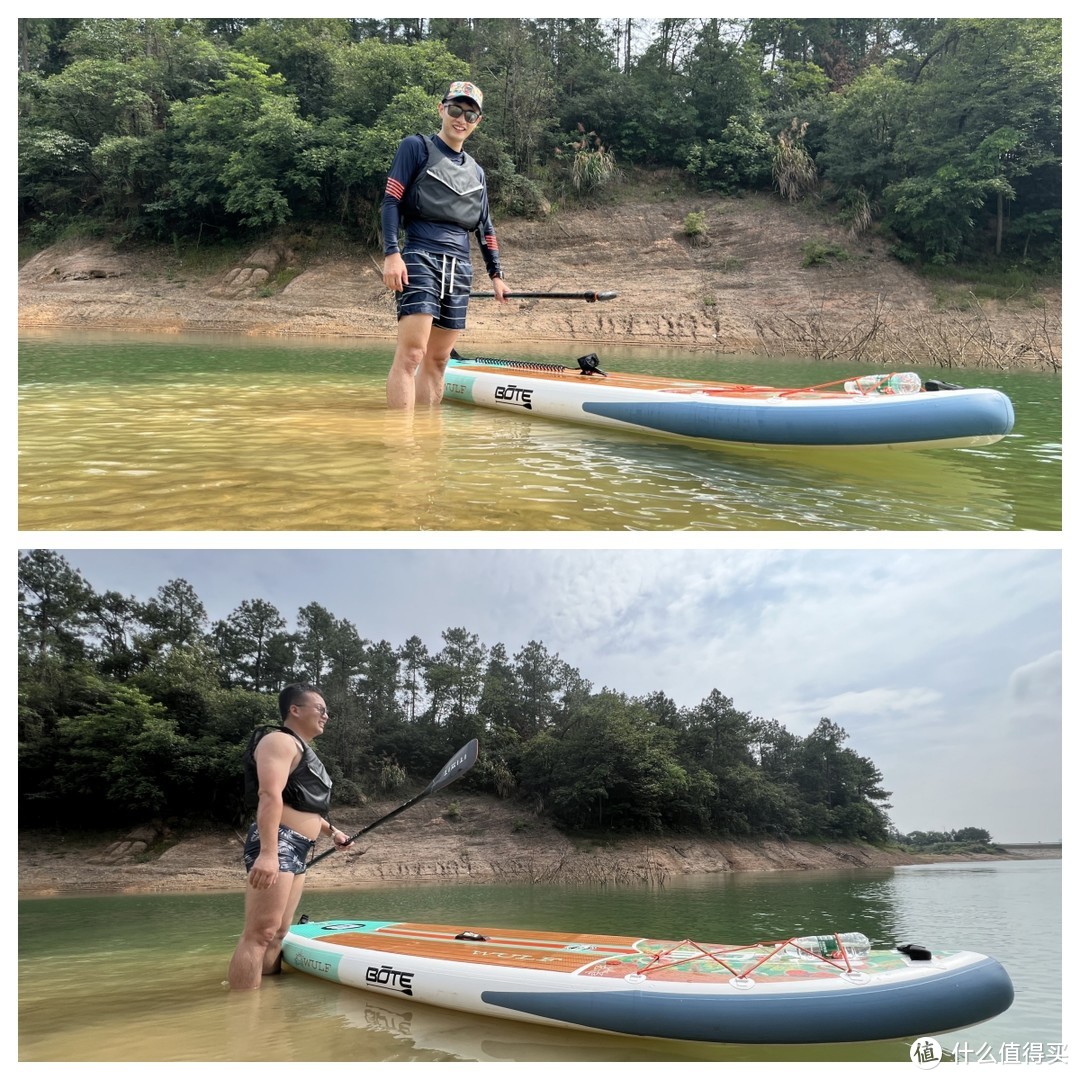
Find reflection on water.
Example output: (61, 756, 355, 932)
(18, 333, 1060, 530)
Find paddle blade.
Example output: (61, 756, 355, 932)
(426, 739, 479, 796)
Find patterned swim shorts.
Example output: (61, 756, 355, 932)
(242, 822, 315, 876)
(396, 249, 474, 330)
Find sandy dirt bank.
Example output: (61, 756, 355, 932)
(18, 192, 1060, 369)
(18, 791, 1058, 899)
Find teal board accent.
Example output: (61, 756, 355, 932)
(284, 920, 401, 983)
(283, 943, 342, 981)
(288, 919, 396, 938)
(442, 370, 476, 403)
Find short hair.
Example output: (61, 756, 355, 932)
(279, 683, 322, 722)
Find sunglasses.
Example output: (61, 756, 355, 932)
(445, 103, 481, 124)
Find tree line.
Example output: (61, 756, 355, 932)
(17, 17, 1060, 267)
(21, 548, 981, 849)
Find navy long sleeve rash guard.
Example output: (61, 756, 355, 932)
(381, 134, 503, 279)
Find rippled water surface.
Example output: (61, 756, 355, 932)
(18, 333, 1060, 531)
(19, 860, 1060, 1062)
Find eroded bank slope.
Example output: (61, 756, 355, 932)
(18, 791, 1056, 898)
(18, 192, 1060, 369)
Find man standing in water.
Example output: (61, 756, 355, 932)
(382, 80, 510, 408)
(227, 684, 352, 989)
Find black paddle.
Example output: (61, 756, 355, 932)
(308, 739, 479, 868)
(470, 290, 617, 302)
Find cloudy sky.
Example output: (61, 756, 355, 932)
(46, 544, 1061, 843)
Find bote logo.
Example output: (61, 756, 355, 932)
(366, 964, 415, 996)
(494, 384, 534, 410)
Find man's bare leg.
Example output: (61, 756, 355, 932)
(386, 313, 434, 409)
(415, 325, 461, 406)
(261, 872, 308, 976)
(227, 871, 300, 990)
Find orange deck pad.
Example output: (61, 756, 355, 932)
(309, 924, 810, 982)
(316, 923, 642, 975)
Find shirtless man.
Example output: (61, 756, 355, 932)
(227, 684, 352, 989)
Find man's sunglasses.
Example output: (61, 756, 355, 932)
(445, 103, 481, 124)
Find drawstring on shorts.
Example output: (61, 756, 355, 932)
(439, 254, 458, 299)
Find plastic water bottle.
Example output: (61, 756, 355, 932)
(843, 372, 922, 395)
(787, 932, 872, 960)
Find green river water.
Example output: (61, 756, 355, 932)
(19, 860, 1062, 1063)
(18, 332, 1060, 532)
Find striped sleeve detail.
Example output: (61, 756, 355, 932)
(385, 177, 405, 201)
(484, 233, 499, 251)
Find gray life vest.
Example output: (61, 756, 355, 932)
(406, 134, 485, 231)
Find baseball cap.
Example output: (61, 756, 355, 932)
(444, 80, 483, 112)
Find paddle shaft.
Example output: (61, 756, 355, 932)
(470, 290, 617, 302)
(307, 738, 478, 868)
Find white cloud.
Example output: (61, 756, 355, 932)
(1005, 650, 1062, 731)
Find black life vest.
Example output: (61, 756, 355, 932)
(242, 725, 332, 815)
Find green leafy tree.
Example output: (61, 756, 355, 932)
(477, 643, 523, 748)
(18, 18, 80, 76)
(317, 616, 369, 782)
(18, 550, 103, 749)
(397, 634, 430, 724)
(761, 59, 831, 113)
(18, 549, 95, 663)
(685, 116, 773, 193)
(18, 19, 226, 229)
(138, 578, 207, 656)
(530, 18, 620, 135)
(87, 589, 143, 680)
(47, 684, 185, 823)
(211, 598, 289, 692)
(424, 627, 488, 727)
(130, 635, 224, 738)
(884, 19, 1061, 262)
(818, 61, 909, 203)
(327, 37, 463, 126)
(468, 20, 558, 173)
(684, 19, 765, 142)
(954, 825, 992, 843)
(512, 640, 563, 738)
(613, 33, 698, 166)
(794, 718, 891, 840)
(295, 601, 335, 684)
(235, 18, 354, 120)
(520, 691, 692, 832)
(164, 51, 317, 231)
(638, 689, 683, 731)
